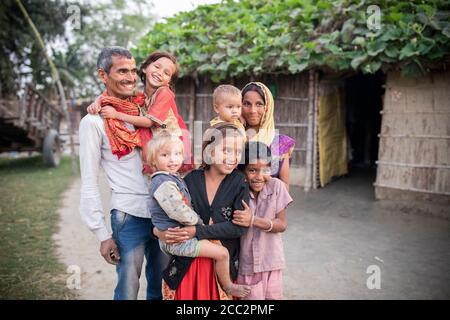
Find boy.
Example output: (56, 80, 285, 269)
(210, 84, 245, 131)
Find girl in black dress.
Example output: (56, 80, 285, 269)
(156, 123, 253, 299)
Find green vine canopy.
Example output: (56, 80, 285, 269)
(134, 0, 450, 81)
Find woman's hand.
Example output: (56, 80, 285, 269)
(180, 226, 196, 240)
(232, 200, 252, 227)
(100, 106, 118, 119)
(153, 226, 191, 244)
(87, 100, 101, 114)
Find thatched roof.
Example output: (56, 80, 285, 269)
(134, 0, 450, 81)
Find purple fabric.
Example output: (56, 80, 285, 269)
(270, 134, 295, 156)
(270, 134, 296, 177)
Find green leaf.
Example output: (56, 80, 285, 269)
(399, 43, 418, 60)
(211, 52, 226, 63)
(367, 40, 387, 56)
(384, 47, 399, 58)
(326, 44, 342, 54)
(350, 54, 368, 70)
(379, 28, 403, 42)
(226, 47, 239, 57)
(341, 19, 355, 43)
(303, 41, 317, 50)
(362, 60, 382, 74)
(288, 61, 308, 74)
(389, 12, 404, 22)
(400, 61, 425, 77)
(195, 34, 209, 44)
(443, 26, 450, 38)
(352, 37, 366, 46)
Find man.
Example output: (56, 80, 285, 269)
(79, 46, 167, 300)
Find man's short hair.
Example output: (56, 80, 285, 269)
(97, 46, 133, 74)
(213, 84, 242, 105)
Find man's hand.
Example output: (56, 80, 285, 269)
(100, 238, 120, 265)
(232, 200, 252, 227)
(100, 106, 118, 119)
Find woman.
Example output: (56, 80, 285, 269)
(241, 82, 296, 186)
(155, 123, 252, 300)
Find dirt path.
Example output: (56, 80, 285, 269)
(54, 173, 146, 299)
(55, 169, 450, 299)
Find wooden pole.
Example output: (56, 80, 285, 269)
(312, 71, 319, 189)
(188, 80, 196, 140)
(15, 0, 77, 174)
(304, 70, 315, 192)
(188, 79, 196, 167)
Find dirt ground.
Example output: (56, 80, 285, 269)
(54, 172, 133, 300)
(54, 169, 450, 299)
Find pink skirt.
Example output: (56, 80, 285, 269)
(237, 270, 283, 300)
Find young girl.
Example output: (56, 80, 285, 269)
(87, 51, 192, 173)
(147, 131, 250, 298)
(234, 141, 293, 300)
(154, 123, 252, 300)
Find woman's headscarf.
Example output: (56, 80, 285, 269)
(241, 82, 275, 146)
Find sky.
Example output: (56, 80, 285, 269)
(151, 0, 222, 20)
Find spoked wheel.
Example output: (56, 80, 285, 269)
(43, 129, 61, 167)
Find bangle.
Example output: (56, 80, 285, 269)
(264, 219, 273, 232)
(250, 215, 255, 227)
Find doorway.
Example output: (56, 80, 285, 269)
(344, 71, 384, 186)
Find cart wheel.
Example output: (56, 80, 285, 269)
(43, 129, 61, 167)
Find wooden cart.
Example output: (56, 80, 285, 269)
(0, 85, 64, 166)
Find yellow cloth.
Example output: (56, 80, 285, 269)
(209, 116, 245, 131)
(241, 82, 275, 146)
(318, 87, 348, 187)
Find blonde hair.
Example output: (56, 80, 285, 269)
(146, 131, 184, 168)
(213, 84, 242, 105)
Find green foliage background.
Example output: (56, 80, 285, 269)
(134, 0, 450, 82)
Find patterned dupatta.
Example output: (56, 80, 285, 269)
(100, 91, 146, 159)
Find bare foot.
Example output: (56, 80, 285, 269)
(224, 283, 251, 298)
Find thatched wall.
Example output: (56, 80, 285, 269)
(375, 70, 450, 203)
(174, 73, 312, 186)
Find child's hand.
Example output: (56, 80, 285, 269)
(232, 200, 252, 227)
(100, 105, 118, 119)
(87, 100, 101, 114)
(240, 115, 246, 127)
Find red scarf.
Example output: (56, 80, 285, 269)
(101, 92, 147, 159)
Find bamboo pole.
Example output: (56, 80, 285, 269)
(304, 70, 315, 192)
(188, 80, 196, 148)
(376, 161, 450, 169)
(379, 134, 450, 139)
(15, 0, 77, 175)
(373, 183, 450, 196)
(312, 71, 319, 189)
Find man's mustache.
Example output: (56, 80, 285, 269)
(119, 81, 136, 85)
